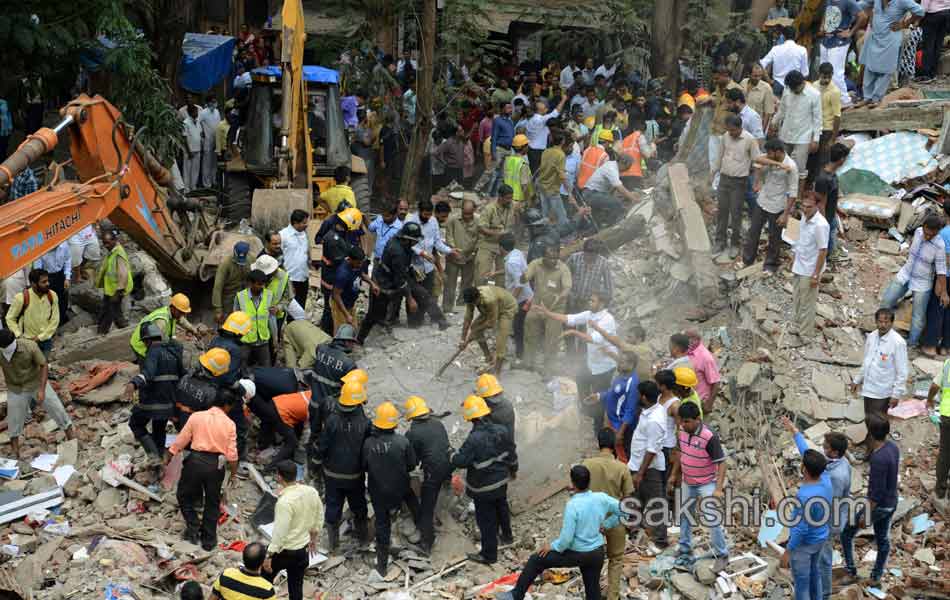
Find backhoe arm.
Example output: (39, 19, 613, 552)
(0, 95, 199, 280)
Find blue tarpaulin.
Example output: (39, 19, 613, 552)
(251, 65, 340, 84)
(180, 33, 237, 93)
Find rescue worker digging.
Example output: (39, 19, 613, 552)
(363, 402, 417, 579)
(317, 380, 370, 552)
(403, 395, 452, 556)
(460, 285, 518, 375)
(126, 321, 184, 466)
(451, 395, 518, 565)
(244, 370, 311, 471)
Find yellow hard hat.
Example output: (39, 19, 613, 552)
(583, 116, 596, 129)
(512, 134, 529, 148)
(199, 348, 231, 377)
(339, 207, 363, 231)
(475, 373, 503, 398)
(462, 395, 491, 421)
(673, 366, 698, 388)
(221, 311, 252, 336)
(373, 402, 400, 429)
(598, 129, 614, 143)
(170, 293, 192, 314)
(342, 368, 368, 386)
(403, 395, 430, 420)
(339, 380, 367, 406)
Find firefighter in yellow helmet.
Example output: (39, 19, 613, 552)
(208, 311, 251, 387)
(475, 374, 515, 446)
(315, 380, 370, 552)
(450, 395, 518, 564)
(174, 347, 231, 430)
(342, 368, 368, 388)
(129, 292, 199, 362)
(403, 396, 451, 555)
(363, 402, 417, 578)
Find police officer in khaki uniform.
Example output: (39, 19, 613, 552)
(460, 285, 518, 375)
(443, 199, 480, 312)
(474, 185, 515, 287)
(523, 244, 572, 376)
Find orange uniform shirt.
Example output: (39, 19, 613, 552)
(169, 406, 238, 462)
(274, 390, 310, 427)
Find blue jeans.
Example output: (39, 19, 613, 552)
(924, 276, 950, 348)
(841, 506, 895, 580)
(540, 190, 569, 227)
(819, 538, 834, 600)
(880, 279, 930, 345)
(677, 481, 729, 558)
(790, 541, 824, 600)
(827, 214, 838, 256)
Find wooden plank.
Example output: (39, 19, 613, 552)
(840, 102, 947, 132)
(668, 163, 711, 253)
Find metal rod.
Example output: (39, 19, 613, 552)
(52, 115, 74, 135)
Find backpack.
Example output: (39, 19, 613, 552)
(12, 288, 54, 324)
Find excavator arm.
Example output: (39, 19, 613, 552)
(0, 95, 201, 281)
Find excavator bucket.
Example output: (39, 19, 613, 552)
(199, 230, 264, 282)
(250, 188, 310, 234)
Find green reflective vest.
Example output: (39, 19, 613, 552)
(97, 244, 133, 296)
(503, 155, 528, 201)
(940, 360, 950, 416)
(130, 306, 176, 358)
(237, 288, 273, 345)
(265, 269, 290, 319)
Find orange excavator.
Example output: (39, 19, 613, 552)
(0, 94, 235, 281)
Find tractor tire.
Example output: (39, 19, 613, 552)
(350, 173, 372, 214)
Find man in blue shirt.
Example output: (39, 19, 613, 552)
(331, 246, 376, 333)
(783, 417, 852, 600)
(368, 202, 403, 264)
(782, 448, 833, 600)
(587, 350, 639, 461)
(819, 0, 862, 107)
(497, 465, 622, 600)
(490, 103, 515, 195)
(841, 415, 899, 587)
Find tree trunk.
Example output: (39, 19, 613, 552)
(150, 0, 199, 102)
(399, 0, 436, 203)
(750, 0, 775, 29)
(651, 0, 688, 94)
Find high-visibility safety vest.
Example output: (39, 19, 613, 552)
(503, 154, 529, 201)
(940, 359, 950, 416)
(620, 131, 644, 177)
(130, 306, 175, 358)
(577, 145, 607, 189)
(237, 288, 273, 344)
(97, 244, 133, 296)
(266, 268, 290, 318)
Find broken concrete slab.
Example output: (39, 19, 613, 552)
(913, 357, 944, 378)
(669, 163, 711, 253)
(803, 422, 831, 441)
(736, 362, 761, 387)
(876, 239, 902, 255)
(812, 369, 846, 402)
(843, 422, 868, 444)
(672, 572, 708, 600)
(94, 487, 124, 513)
(913, 547, 936, 565)
(56, 439, 78, 467)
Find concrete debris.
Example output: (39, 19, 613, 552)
(876, 238, 902, 255)
(812, 369, 847, 402)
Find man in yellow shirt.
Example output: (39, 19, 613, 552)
(320, 166, 356, 214)
(264, 460, 324, 600)
(810, 62, 843, 182)
(6, 268, 59, 355)
(212, 542, 276, 600)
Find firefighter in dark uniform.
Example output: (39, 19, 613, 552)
(403, 395, 452, 556)
(174, 348, 231, 430)
(363, 402, 417, 578)
(244, 367, 311, 470)
(451, 395, 518, 565)
(316, 379, 370, 552)
(166, 387, 239, 551)
(208, 311, 251, 386)
(475, 373, 516, 446)
(319, 211, 357, 335)
(126, 321, 184, 465)
(309, 323, 360, 477)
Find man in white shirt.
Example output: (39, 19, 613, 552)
(744, 139, 798, 273)
(499, 233, 532, 364)
(525, 96, 567, 172)
(279, 209, 311, 309)
(582, 154, 640, 224)
(594, 62, 617, 82)
(760, 27, 810, 91)
(769, 70, 822, 199)
(181, 105, 202, 192)
(790, 193, 830, 339)
(560, 60, 579, 91)
(580, 58, 597, 86)
(850, 307, 908, 454)
(712, 115, 759, 259)
(627, 380, 668, 548)
(725, 88, 766, 144)
(198, 96, 221, 188)
(405, 199, 459, 327)
(532, 290, 617, 431)
(67, 225, 101, 283)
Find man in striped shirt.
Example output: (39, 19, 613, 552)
(667, 401, 728, 570)
(211, 542, 276, 599)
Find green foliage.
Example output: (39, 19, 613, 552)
(95, 2, 182, 165)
